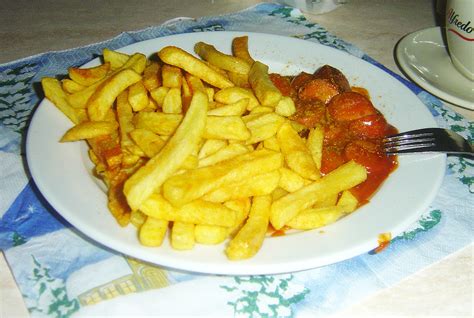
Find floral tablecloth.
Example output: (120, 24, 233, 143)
(0, 3, 472, 317)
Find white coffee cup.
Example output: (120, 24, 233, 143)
(445, 0, 474, 81)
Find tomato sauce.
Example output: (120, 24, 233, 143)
(271, 64, 398, 205)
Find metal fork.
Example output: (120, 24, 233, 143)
(383, 128, 474, 156)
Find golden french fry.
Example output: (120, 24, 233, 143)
(124, 91, 208, 210)
(232, 36, 254, 65)
(140, 194, 236, 227)
(271, 187, 288, 201)
(162, 64, 183, 88)
(277, 121, 320, 180)
(60, 120, 118, 142)
(181, 75, 192, 111)
(129, 128, 166, 157)
(180, 154, 199, 170)
(249, 61, 282, 107)
(278, 167, 306, 193)
(194, 42, 251, 75)
(68, 62, 110, 86)
(41, 77, 82, 124)
(314, 193, 339, 208)
(149, 86, 169, 107)
(163, 149, 283, 206)
(275, 96, 296, 117)
(62, 79, 85, 93)
(185, 73, 206, 93)
(129, 128, 195, 169)
(144, 97, 159, 112)
(263, 136, 280, 151)
(226, 195, 272, 260)
(128, 81, 149, 112)
(162, 87, 182, 114)
(171, 222, 195, 250)
(133, 112, 182, 136)
(227, 71, 249, 88)
(214, 87, 259, 110)
(142, 61, 161, 92)
(130, 209, 147, 228)
(207, 99, 249, 117)
(139, 216, 168, 247)
(198, 139, 228, 159)
(204, 116, 250, 140)
(225, 197, 251, 236)
(87, 69, 142, 121)
(198, 143, 249, 168)
(67, 53, 146, 109)
(116, 91, 145, 158)
(248, 106, 273, 115)
(107, 171, 131, 226)
(307, 125, 324, 170)
(205, 87, 215, 102)
(120, 53, 147, 74)
(270, 160, 367, 230)
(103, 48, 130, 70)
(66, 80, 102, 109)
(158, 46, 234, 89)
(245, 112, 285, 145)
(194, 224, 228, 245)
(286, 206, 345, 230)
(337, 190, 359, 213)
(289, 191, 358, 230)
(202, 170, 280, 202)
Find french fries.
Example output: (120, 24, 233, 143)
(277, 121, 320, 180)
(68, 62, 110, 86)
(158, 46, 234, 89)
(270, 160, 367, 230)
(163, 149, 283, 206)
(87, 69, 142, 121)
(231, 36, 254, 65)
(60, 120, 118, 142)
(195, 41, 251, 75)
(249, 61, 282, 107)
(124, 91, 208, 211)
(42, 35, 376, 261)
(226, 195, 272, 260)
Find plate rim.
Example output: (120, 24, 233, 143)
(26, 31, 446, 275)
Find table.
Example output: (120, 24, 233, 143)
(1, 1, 472, 317)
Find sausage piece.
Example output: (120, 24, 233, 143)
(327, 91, 377, 122)
(290, 72, 313, 92)
(289, 99, 326, 128)
(314, 65, 351, 92)
(349, 114, 389, 139)
(297, 78, 340, 104)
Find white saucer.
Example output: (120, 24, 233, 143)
(396, 27, 474, 110)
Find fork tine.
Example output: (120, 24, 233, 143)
(383, 128, 474, 156)
(383, 129, 437, 154)
(383, 129, 434, 143)
(383, 137, 435, 147)
(384, 142, 437, 154)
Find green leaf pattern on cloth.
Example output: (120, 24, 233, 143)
(0, 63, 38, 134)
(222, 275, 309, 318)
(27, 256, 80, 318)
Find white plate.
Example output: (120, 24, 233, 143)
(26, 31, 446, 275)
(396, 27, 474, 110)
